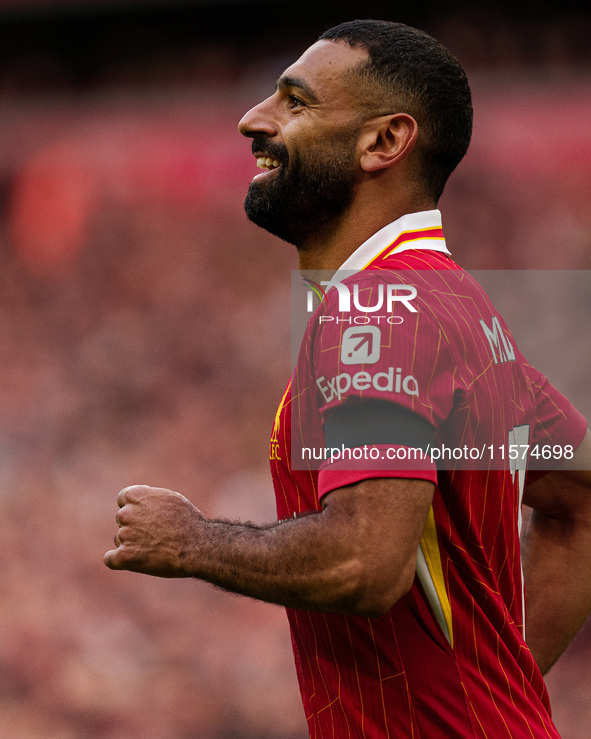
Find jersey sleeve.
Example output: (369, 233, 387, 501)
(309, 272, 455, 498)
(313, 273, 457, 425)
(523, 361, 588, 478)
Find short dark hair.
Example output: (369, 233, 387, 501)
(318, 20, 473, 202)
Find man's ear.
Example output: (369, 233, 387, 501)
(359, 113, 418, 173)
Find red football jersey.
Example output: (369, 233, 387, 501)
(270, 211, 587, 738)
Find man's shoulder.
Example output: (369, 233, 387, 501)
(367, 246, 459, 272)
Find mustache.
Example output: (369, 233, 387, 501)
(251, 137, 288, 164)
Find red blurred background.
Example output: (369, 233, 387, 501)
(0, 1, 589, 736)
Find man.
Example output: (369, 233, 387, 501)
(105, 20, 591, 738)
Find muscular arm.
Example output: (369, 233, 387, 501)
(104, 477, 434, 617)
(522, 427, 591, 674)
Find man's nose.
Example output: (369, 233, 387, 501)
(238, 95, 278, 138)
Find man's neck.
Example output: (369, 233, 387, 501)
(296, 199, 436, 271)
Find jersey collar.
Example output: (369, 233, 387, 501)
(338, 209, 450, 272)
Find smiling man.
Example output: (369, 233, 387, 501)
(105, 20, 591, 738)
(242, 40, 368, 251)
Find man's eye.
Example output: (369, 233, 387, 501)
(288, 95, 305, 109)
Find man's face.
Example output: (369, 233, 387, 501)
(238, 41, 370, 247)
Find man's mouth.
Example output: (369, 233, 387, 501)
(256, 156, 281, 172)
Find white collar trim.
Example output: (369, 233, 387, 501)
(338, 209, 450, 272)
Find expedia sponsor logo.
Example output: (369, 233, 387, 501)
(316, 368, 419, 404)
(340, 326, 381, 365)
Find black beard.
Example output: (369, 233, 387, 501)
(244, 134, 358, 248)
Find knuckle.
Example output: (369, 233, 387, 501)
(118, 484, 148, 506)
(116, 525, 130, 542)
(105, 544, 135, 571)
(115, 506, 131, 525)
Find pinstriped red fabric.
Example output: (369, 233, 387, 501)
(270, 218, 586, 738)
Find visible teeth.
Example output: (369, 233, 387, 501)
(256, 156, 281, 170)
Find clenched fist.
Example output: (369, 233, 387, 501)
(104, 485, 205, 577)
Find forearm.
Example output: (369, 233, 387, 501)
(105, 480, 433, 617)
(183, 512, 381, 614)
(522, 505, 591, 674)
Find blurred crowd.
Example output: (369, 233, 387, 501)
(0, 6, 590, 737)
